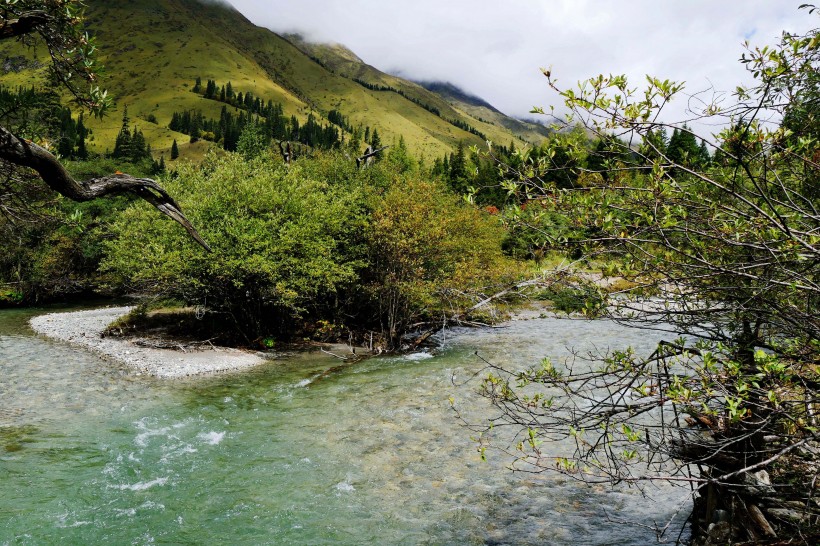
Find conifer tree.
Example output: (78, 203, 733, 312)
(112, 106, 132, 159)
(698, 139, 711, 166)
(170, 139, 179, 160)
(370, 128, 382, 150)
(130, 127, 148, 163)
(667, 124, 699, 167)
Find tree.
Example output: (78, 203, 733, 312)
(75, 112, 88, 160)
(370, 127, 381, 150)
(448, 140, 468, 193)
(467, 12, 820, 544)
(170, 139, 179, 160)
(236, 120, 269, 160)
(0, 1, 208, 250)
(112, 106, 132, 159)
(666, 123, 700, 168)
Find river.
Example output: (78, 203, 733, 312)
(0, 306, 690, 545)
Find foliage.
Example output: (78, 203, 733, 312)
(363, 174, 520, 345)
(0, 0, 109, 115)
(0, 157, 156, 303)
(532, 283, 605, 315)
(101, 151, 367, 340)
(466, 12, 820, 543)
(101, 151, 518, 346)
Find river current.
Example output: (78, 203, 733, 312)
(0, 306, 690, 545)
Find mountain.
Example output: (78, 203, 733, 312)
(0, 0, 547, 160)
(418, 81, 551, 143)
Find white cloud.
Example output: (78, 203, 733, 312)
(227, 0, 814, 134)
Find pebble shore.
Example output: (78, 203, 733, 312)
(29, 306, 267, 378)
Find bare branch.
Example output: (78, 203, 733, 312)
(0, 124, 211, 251)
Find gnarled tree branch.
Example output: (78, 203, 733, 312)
(0, 11, 49, 40)
(0, 124, 211, 251)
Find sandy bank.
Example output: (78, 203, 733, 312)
(29, 306, 267, 378)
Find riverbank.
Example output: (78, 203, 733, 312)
(29, 306, 267, 378)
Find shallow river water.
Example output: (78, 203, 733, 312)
(1, 306, 690, 545)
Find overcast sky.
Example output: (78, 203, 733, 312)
(226, 0, 813, 132)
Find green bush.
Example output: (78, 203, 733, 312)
(101, 151, 521, 346)
(363, 176, 522, 345)
(0, 156, 155, 303)
(101, 151, 369, 340)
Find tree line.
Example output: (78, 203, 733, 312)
(178, 77, 384, 153)
(352, 77, 486, 139)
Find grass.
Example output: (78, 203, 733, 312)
(0, 0, 541, 161)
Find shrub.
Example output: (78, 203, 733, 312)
(101, 151, 369, 341)
(102, 151, 521, 346)
(363, 175, 522, 345)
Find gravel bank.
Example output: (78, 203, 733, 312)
(29, 306, 267, 378)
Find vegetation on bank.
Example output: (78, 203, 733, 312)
(96, 149, 520, 349)
(2, 2, 818, 543)
(460, 12, 820, 545)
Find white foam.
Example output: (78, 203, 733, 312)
(334, 481, 355, 493)
(404, 352, 434, 361)
(113, 508, 137, 517)
(198, 431, 225, 445)
(134, 426, 171, 448)
(295, 378, 313, 388)
(115, 477, 169, 491)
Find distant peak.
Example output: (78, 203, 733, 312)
(417, 80, 499, 113)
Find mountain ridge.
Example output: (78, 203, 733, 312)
(0, 0, 548, 160)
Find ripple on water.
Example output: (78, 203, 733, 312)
(197, 431, 225, 445)
(113, 476, 169, 492)
(1, 310, 691, 545)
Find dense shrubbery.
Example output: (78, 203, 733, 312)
(100, 151, 518, 346)
(0, 158, 157, 305)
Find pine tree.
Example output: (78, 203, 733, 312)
(642, 127, 668, 162)
(204, 79, 217, 99)
(667, 124, 699, 167)
(449, 140, 468, 192)
(130, 127, 148, 163)
(171, 139, 179, 160)
(193, 76, 202, 94)
(370, 128, 382, 150)
(112, 106, 132, 159)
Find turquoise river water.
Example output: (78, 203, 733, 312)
(1, 306, 690, 545)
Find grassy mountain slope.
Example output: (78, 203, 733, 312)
(419, 81, 551, 143)
(284, 34, 550, 147)
(0, 0, 546, 160)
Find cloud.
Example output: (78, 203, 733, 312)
(227, 0, 813, 133)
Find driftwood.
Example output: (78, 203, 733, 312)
(356, 145, 389, 169)
(278, 140, 292, 164)
(0, 124, 211, 251)
(747, 504, 777, 538)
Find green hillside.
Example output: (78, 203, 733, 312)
(0, 0, 546, 160)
